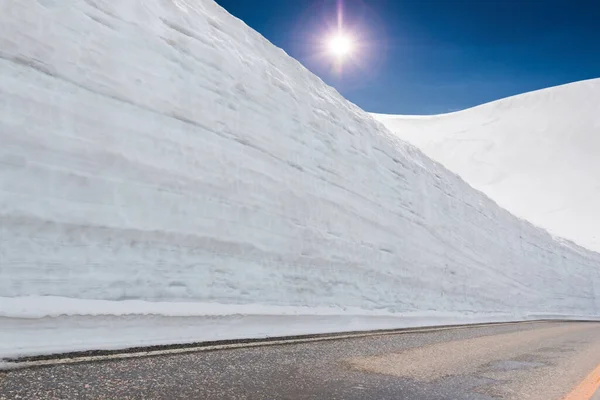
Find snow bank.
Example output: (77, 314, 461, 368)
(2, 297, 557, 360)
(1, 0, 599, 358)
(372, 78, 600, 252)
(2, 297, 598, 361)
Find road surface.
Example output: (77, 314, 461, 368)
(1, 321, 600, 399)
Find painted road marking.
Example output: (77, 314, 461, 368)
(563, 363, 600, 400)
(1, 321, 539, 370)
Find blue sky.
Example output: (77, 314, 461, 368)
(214, 0, 600, 115)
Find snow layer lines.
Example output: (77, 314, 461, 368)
(1, 0, 599, 358)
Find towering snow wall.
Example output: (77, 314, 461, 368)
(373, 79, 600, 253)
(1, 0, 599, 332)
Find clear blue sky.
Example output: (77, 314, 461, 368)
(214, 0, 600, 115)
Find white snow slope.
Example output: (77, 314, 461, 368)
(373, 79, 600, 253)
(1, 0, 599, 359)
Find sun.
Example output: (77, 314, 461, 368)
(327, 33, 354, 58)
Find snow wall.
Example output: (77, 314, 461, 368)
(1, 0, 599, 358)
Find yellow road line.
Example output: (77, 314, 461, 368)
(563, 363, 600, 400)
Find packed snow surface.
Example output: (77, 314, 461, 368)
(373, 79, 600, 252)
(1, 0, 599, 358)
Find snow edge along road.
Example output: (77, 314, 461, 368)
(2, 296, 600, 365)
(0, 320, 582, 371)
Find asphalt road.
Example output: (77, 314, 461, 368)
(1, 321, 600, 400)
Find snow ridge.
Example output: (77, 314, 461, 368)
(373, 78, 600, 252)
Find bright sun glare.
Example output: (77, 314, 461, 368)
(328, 34, 353, 58)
